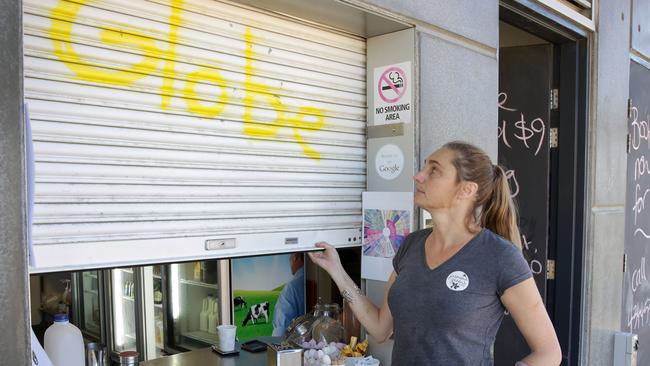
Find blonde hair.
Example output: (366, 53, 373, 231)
(442, 141, 522, 248)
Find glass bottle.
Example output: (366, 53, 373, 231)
(310, 303, 344, 344)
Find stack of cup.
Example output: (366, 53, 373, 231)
(85, 342, 107, 366)
(216, 325, 237, 351)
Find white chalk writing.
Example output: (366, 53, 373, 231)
(634, 184, 650, 225)
(498, 119, 511, 148)
(498, 92, 517, 112)
(635, 155, 650, 181)
(635, 229, 650, 239)
(497, 92, 546, 156)
(506, 169, 519, 198)
(628, 297, 650, 332)
(514, 114, 545, 156)
(530, 260, 543, 275)
(630, 106, 650, 152)
(632, 257, 648, 293)
(521, 234, 532, 251)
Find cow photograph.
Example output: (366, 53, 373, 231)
(231, 254, 302, 341)
(233, 296, 247, 309)
(242, 301, 270, 326)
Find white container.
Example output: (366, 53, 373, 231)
(208, 300, 219, 335)
(44, 314, 85, 366)
(199, 296, 209, 332)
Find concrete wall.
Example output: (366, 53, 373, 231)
(581, 1, 631, 365)
(360, 0, 498, 48)
(631, 0, 650, 59)
(0, 0, 30, 364)
(418, 32, 498, 160)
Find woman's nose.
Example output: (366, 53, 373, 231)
(414, 170, 426, 183)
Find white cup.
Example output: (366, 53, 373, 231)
(216, 325, 237, 351)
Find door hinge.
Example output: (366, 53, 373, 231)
(627, 134, 632, 154)
(628, 98, 633, 119)
(547, 259, 556, 279)
(550, 128, 559, 148)
(550, 89, 559, 110)
(624, 254, 628, 273)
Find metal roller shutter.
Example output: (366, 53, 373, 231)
(24, 0, 366, 272)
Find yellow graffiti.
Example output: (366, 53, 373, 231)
(241, 28, 324, 159)
(50, 2, 161, 85)
(241, 28, 285, 137)
(183, 67, 227, 117)
(48, 0, 326, 159)
(160, 0, 183, 109)
(288, 106, 325, 159)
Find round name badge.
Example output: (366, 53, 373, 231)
(446, 271, 469, 291)
(375, 144, 404, 180)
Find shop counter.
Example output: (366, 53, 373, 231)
(140, 336, 278, 366)
(139, 346, 267, 366)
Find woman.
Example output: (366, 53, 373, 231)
(308, 141, 561, 366)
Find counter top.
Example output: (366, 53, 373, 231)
(139, 346, 266, 366)
(140, 337, 280, 366)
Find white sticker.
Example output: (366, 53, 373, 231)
(375, 144, 404, 180)
(373, 61, 412, 125)
(446, 271, 469, 291)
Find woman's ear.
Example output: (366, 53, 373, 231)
(457, 181, 478, 201)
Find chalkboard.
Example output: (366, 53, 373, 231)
(622, 60, 650, 365)
(494, 44, 552, 365)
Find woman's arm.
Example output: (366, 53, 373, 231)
(501, 277, 562, 366)
(308, 242, 395, 342)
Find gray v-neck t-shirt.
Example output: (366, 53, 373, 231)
(387, 228, 532, 366)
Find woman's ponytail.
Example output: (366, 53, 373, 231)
(481, 165, 521, 248)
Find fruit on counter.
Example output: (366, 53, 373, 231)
(340, 336, 369, 358)
(303, 337, 369, 366)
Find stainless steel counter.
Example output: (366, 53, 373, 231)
(140, 337, 280, 366)
(139, 346, 267, 366)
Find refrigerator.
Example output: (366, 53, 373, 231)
(107, 267, 140, 355)
(106, 265, 174, 360)
(71, 270, 106, 343)
(72, 261, 230, 362)
(165, 260, 231, 351)
(150, 265, 166, 358)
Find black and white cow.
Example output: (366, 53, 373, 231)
(233, 296, 247, 310)
(242, 301, 270, 326)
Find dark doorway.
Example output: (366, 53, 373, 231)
(495, 4, 588, 365)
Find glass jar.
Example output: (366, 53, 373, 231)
(310, 303, 344, 344)
(284, 304, 320, 346)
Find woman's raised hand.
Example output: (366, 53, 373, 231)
(307, 242, 344, 276)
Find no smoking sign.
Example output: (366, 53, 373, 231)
(374, 61, 411, 125)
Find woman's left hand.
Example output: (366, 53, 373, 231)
(307, 242, 344, 278)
